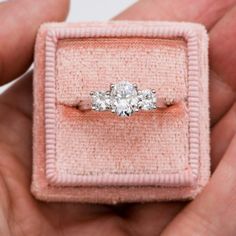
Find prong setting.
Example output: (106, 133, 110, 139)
(165, 98, 175, 106)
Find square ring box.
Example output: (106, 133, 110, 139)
(32, 21, 210, 203)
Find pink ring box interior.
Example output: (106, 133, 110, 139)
(32, 21, 210, 203)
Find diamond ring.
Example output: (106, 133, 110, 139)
(77, 81, 176, 117)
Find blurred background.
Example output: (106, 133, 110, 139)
(0, 0, 137, 93)
(68, 0, 136, 21)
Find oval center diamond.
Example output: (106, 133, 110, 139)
(110, 81, 138, 117)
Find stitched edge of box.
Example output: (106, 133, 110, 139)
(44, 23, 199, 187)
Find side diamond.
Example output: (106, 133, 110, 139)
(91, 91, 110, 111)
(138, 89, 157, 110)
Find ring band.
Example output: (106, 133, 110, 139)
(77, 81, 176, 117)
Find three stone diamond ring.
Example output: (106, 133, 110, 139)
(77, 81, 176, 117)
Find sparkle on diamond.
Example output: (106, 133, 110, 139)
(110, 81, 139, 117)
(91, 91, 110, 111)
(138, 89, 157, 110)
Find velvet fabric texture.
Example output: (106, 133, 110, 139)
(32, 22, 210, 203)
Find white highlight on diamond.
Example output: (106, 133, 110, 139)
(110, 81, 139, 117)
(138, 89, 157, 110)
(91, 91, 110, 111)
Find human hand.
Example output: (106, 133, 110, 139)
(0, 0, 235, 235)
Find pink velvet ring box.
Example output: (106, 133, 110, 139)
(32, 21, 210, 204)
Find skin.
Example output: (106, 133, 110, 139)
(0, 0, 235, 235)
